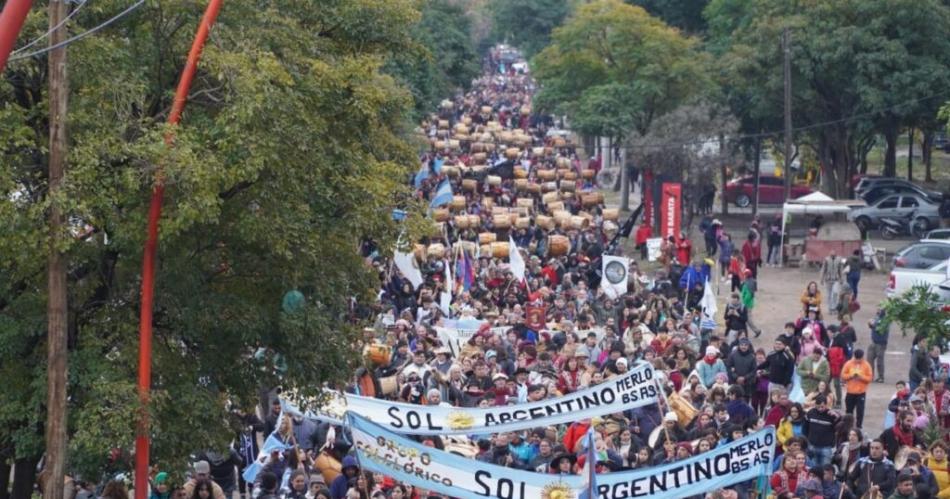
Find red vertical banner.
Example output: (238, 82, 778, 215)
(660, 182, 682, 240)
(642, 168, 654, 227)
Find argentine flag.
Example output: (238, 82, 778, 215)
(429, 180, 453, 210)
(699, 277, 718, 330)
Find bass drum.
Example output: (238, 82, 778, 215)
(547, 235, 570, 257)
(314, 451, 342, 484)
(596, 168, 619, 189)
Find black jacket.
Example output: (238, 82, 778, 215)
(727, 347, 758, 393)
(802, 408, 839, 448)
(848, 456, 896, 498)
(909, 348, 931, 384)
(878, 426, 923, 462)
(759, 349, 795, 386)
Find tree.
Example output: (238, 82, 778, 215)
(627, 102, 739, 227)
(0, 0, 423, 483)
(532, 0, 710, 143)
(709, 0, 950, 195)
(387, 0, 480, 118)
(880, 284, 950, 348)
(489, 0, 570, 58)
(628, 0, 710, 33)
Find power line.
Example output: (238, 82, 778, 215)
(11, 0, 89, 55)
(9, 0, 145, 62)
(614, 89, 950, 151)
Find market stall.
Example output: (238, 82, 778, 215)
(779, 191, 867, 266)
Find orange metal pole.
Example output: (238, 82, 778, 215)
(0, 0, 33, 72)
(134, 0, 222, 497)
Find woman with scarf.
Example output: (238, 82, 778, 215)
(696, 346, 728, 387)
(771, 450, 809, 496)
(833, 428, 869, 481)
(556, 356, 581, 394)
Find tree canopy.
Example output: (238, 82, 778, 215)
(0, 0, 424, 478)
(706, 0, 950, 194)
(388, 0, 481, 118)
(531, 0, 710, 141)
(489, 0, 570, 58)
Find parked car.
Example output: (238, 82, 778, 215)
(925, 229, 950, 240)
(723, 176, 813, 208)
(886, 258, 950, 301)
(847, 194, 940, 231)
(892, 240, 950, 269)
(935, 132, 949, 153)
(855, 178, 942, 201)
(861, 183, 943, 204)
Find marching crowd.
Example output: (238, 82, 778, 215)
(84, 48, 950, 499)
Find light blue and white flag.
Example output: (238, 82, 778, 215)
(343, 363, 658, 435)
(429, 179, 453, 210)
(240, 418, 293, 483)
(591, 427, 776, 498)
(700, 277, 718, 329)
(414, 162, 430, 189)
(349, 412, 581, 499)
(349, 412, 776, 499)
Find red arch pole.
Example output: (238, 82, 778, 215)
(134, 0, 223, 497)
(0, 0, 33, 72)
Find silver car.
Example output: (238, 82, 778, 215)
(847, 193, 941, 231)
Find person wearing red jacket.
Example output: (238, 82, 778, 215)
(741, 233, 762, 279)
(675, 232, 692, 266)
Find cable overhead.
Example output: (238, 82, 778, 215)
(606, 89, 950, 151)
(9, 0, 144, 62)
(11, 0, 89, 55)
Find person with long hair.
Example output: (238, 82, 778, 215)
(101, 481, 129, 499)
(800, 282, 822, 316)
(834, 428, 868, 481)
(189, 480, 214, 499)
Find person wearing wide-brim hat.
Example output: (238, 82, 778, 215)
(549, 453, 576, 474)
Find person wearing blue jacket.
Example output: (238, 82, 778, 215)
(679, 260, 710, 291)
(329, 456, 359, 499)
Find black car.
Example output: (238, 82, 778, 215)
(862, 183, 943, 204)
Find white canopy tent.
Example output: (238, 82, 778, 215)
(779, 192, 867, 266)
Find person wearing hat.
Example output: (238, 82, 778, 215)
(149, 472, 171, 499)
(797, 478, 824, 499)
(431, 346, 453, 374)
(490, 373, 512, 406)
(890, 469, 917, 499)
(901, 450, 939, 498)
(549, 453, 576, 474)
(183, 462, 226, 499)
(697, 346, 727, 387)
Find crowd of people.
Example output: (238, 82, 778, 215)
(78, 47, 950, 499)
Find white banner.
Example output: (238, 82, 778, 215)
(435, 324, 511, 357)
(646, 238, 663, 262)
(350, 411, 776, 499)
(345, 362, 658, 435)
(601, 255, 630, 299)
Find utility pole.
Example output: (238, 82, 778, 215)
(620, 139, 630, 211)
(44, 0, 69, 497)
(782, 27, 793, 201)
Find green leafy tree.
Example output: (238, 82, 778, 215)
(880, 284, 950, 347)
(388, 0, 480, 118)
(708, 0, 950, 194)
(490, 0, 570, 58)
(0, 0, 424, 483)
(532, 0, 710, 143)
(628, 0, 710, 33)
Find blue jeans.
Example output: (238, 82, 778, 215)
(847, 271, 860, 299)
(808, 446, 834, 468)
